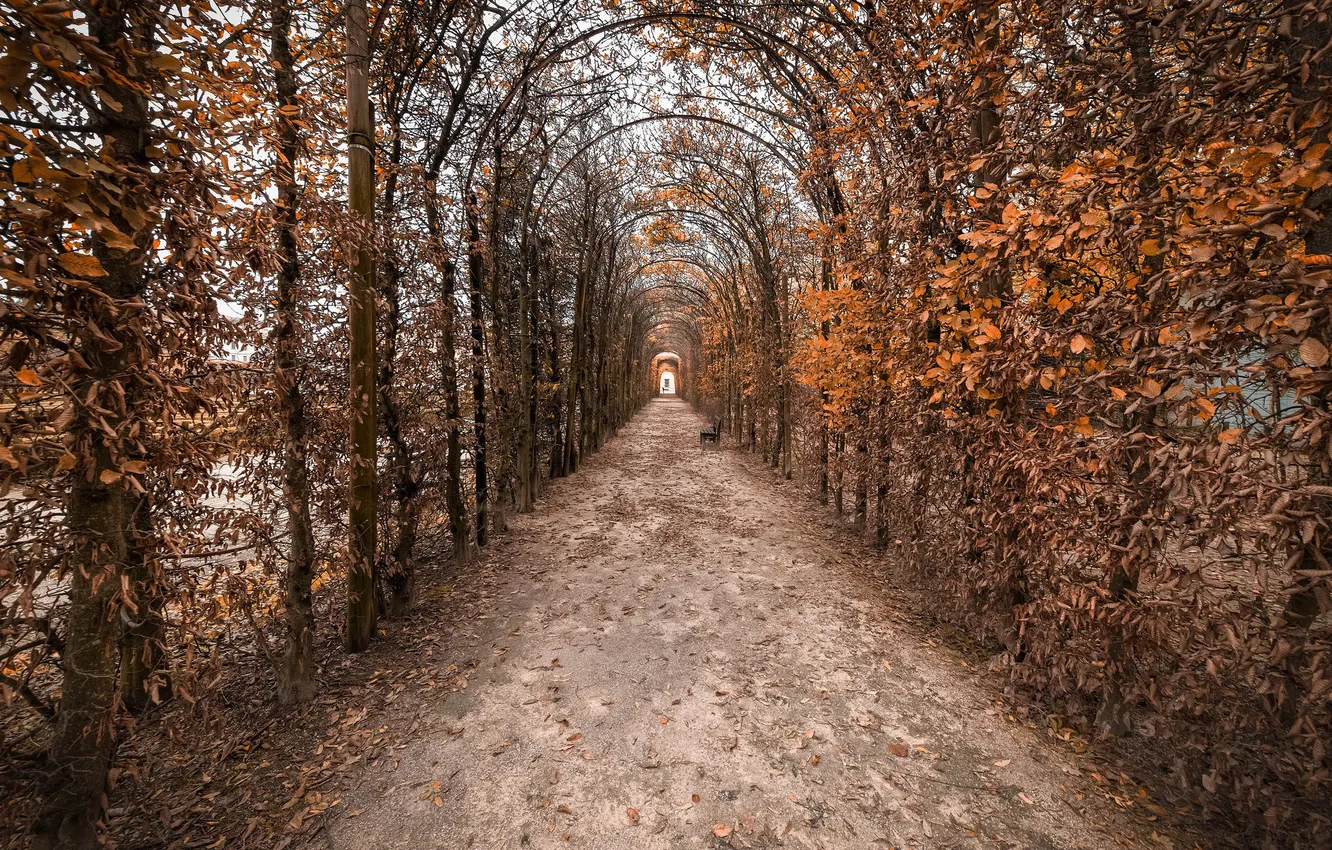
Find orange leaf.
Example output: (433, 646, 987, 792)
(15, 368, 41, 386)
(58, 253, 108, 278)
(712, 824, 733, 837)
(1217, 428, 1243, 445)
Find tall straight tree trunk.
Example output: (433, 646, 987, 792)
(379, 254, 416, 614)
(779, 272, 792, 479)
(579, 288, 594, 458)
(378, 111, 417, 617)
(425, 190, 471, 563)
(818, 248, 833, 503)
(873, 401, 892, 548)
(35, 4, 152, 845)
(1096, 11, 1161, 738)
(546, 275, 567, 478)
(441, 258, 472, 561)
(564, 248, 586, 475)
(486, 145, 510, 534)
(270, 0, 317, 700)
(516, 237, 535, 512)
(853, 416, 868, 533)
(467, 196, 489, 548)
(591, 252, 614, 451)
(525, 241, 542, 503)
(516, 237, 538, 508)
(344, 0, 377, 652)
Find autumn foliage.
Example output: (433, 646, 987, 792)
(683, 0, 1332, 842)
(1, 0, 1330, 846)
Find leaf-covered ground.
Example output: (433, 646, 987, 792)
(313, 398, 1189, 850)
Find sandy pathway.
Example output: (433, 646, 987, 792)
(328, 398, 1175, 850)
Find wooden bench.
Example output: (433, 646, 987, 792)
(700, 419, 721, 447)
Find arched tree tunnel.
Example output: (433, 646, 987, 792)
(4, 0, 1330, 845)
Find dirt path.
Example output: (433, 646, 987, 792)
(328, 398, 1177, 850)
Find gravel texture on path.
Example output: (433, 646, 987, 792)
(327, 397, 1180, 850)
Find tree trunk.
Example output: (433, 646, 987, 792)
(818, 248, 833, 503)
(39, 462, 127, 850)
(424, 185, 472, 564)
(564, 239, 586, 475)
(486, 145, 510, 535)
(516, 238, 535, 512)
(833, 432, 845, 514)
(467, 196, 490, 548)
(525, 241, 542, 503)
(379, 253, 416, 616)
(1097, 12, 1165, 737)
(344, 0, 377, 652)
(120, 488, 168, 714)
(34, 4, 152, 844)
(546, 271, 567, 478)
(270, 0, 318, 702)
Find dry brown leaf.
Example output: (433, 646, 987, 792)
(1299, 337, 1329, 368)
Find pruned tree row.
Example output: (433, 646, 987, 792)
(652, 1, 1332, 843)
(1, 0, 664, 843)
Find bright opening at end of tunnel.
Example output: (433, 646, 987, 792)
(659, 373, 675, 394)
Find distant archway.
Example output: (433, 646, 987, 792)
(652, 352, 682, 398)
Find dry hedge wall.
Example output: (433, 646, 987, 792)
(696, 0, 1332, 844)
